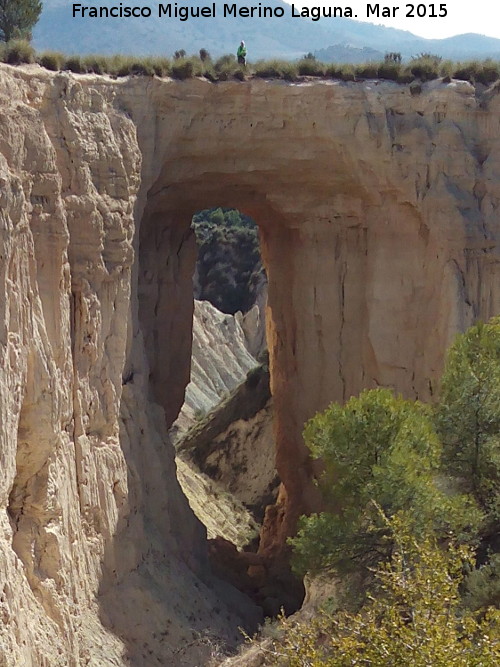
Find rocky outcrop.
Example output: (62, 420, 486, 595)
(176, 457, 260, 548)
(170, 299, 259, 442)
(2, 64, 500, 664)
(236, 274, 268, 359)
(178, 365, 277, 520)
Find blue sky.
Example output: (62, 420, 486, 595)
(284, 1, 500, 40)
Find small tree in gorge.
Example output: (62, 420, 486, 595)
(0, 0, 42, 42)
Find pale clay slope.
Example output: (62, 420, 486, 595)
(174, 299, 262, 549)
(171, 299, 260, 442)
(2, 64, 500, 665)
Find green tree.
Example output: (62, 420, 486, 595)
(265, 513, 500, 666)
(191, 207, 263, 314)
(0, 0, 42, 42)
(290, 388, 480, 576)
(436, 318, 500, 517)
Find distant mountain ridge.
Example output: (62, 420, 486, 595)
(33, 1, 500, 61)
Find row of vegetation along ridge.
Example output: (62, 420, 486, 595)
(3, 39, 500, 86)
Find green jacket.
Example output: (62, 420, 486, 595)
(237, 45, 247, 57)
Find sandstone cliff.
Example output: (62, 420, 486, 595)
(2, 64, 500, 664)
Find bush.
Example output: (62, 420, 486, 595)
(290, 388, 481, 577)
(254, 59, 297, 81)
(82, 55, 109, 75)
(297, 57, 324, 77)
(325, 64, 355, 81)
(476, 63, 500, 86)
(464, 553, 500, 611)
(38, 51, 64, 71)
(199, 48, 210, 62)
(64, 55, 85, 74)
(454, 60, 500, 86)
(439, 59, 454, 79)
(192, 208, 263, 314)
(215, 53, 236, 69)
(264, 515, 500, 666)
(170, 58, 194, 80)
(385, 51, 402, 64)
(407, 54, 441, 81)
(378, 62, 402, 81)
(128, 61, 154, 76)
(150, 56, 171, 77)
(354, 63, 379, 79)
(3, 39, 35, 65)
(213, 54, 240, 81)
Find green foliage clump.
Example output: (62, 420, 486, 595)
(451, 60, 500, 85)
(38, 51, 64, 71)
(297, 57, 324, 77)
(290, 388, 480, 577)
(378, 61, 402, 81)
(64, 55, 85, 74)
(3, 38, 34, 64)
(385, 51, 402, 64)
(199, 48, 210, 62)
(254, 59, 297, 81)
(407, 54, 442, 81)
(126, 60, 155, 77)
(354, 62, 379, 79)
(192, 208, 263, 315)
(325, 64, 355, 81)
(171, 57, 195, 80)
(0, 0, 42, 43)
(263, 514, 500, 666)
(463, 552, 500, 611)
(81, 55, 110, 75)
(213, 53, 239, 80)
(437, 318, 500, 518)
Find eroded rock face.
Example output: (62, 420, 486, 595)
(178, 364, 277, 520)
(0, 66, 259, 666)
(2, 65, 500, 663)
(171, 299, 259, 442)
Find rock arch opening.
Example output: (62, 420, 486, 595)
(136, 171, 309, 541)
(137, 173, 311, 613)
(172, 206, 276, 532)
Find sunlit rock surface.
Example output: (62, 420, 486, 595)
(2, 64, 500, 664)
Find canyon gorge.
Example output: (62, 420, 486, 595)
(1, 64, 500, 664)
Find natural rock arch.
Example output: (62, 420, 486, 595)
(127, 77, 500, 557)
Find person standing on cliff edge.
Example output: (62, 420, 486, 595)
(237, 40, 247, 65)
